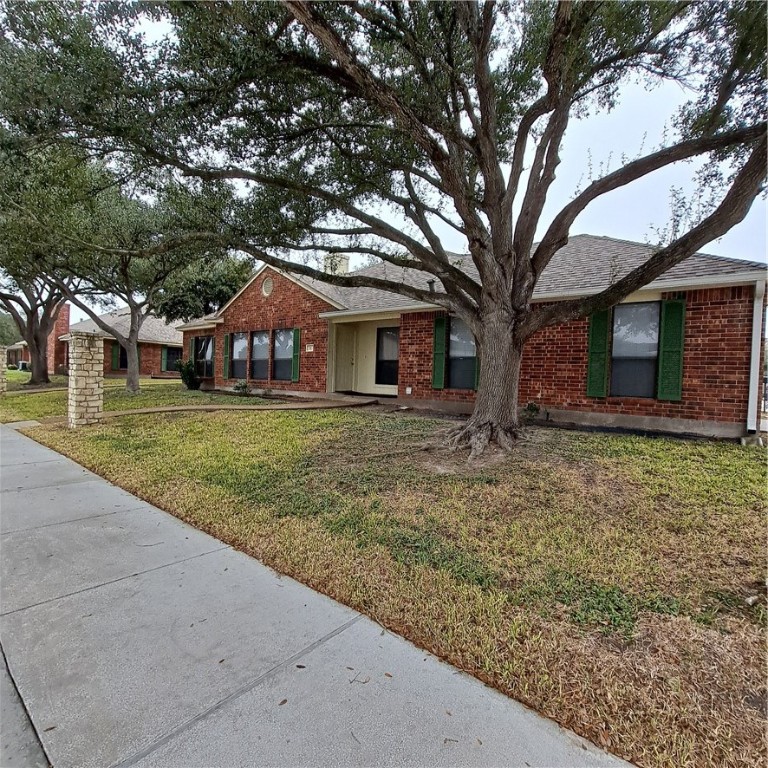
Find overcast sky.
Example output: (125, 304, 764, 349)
(70, 53, 766, 324)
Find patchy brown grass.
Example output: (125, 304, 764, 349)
(24, 410, 767, 768)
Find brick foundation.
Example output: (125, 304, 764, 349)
(68, 332, 103, 427)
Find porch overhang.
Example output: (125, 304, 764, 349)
(175, 318, 224, 332)
(319, 304, 438, 322)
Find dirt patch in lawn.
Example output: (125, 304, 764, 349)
(24, 410, 767, 768)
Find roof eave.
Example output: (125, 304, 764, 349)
(531, 269, 767, 302)
(175, 318, 224, 331)
(319, 302, 439, 320)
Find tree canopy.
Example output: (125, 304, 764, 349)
(1, 0, 764, 450)
(154, 255, 253, 323)
(0, 312, 22, 346)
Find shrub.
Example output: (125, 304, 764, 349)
(233, 379, 251, 396)
(176, 359, 201, 390)
(8, 364, 17, 370)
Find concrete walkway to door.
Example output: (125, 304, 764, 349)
(0, 426, 630, 768)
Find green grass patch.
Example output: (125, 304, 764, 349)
(0, 382, 273, 423)
(6, 370, 70, 391)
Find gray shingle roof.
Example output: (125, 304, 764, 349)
(184, 234, 766, 324)
(327, 234, 766, 312)
(65, 308, 183, 346)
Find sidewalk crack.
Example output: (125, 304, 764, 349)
(111, 614, 363, 768)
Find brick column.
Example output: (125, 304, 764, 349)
(0, 346, 6, 396)
(68, 332, 104, 428)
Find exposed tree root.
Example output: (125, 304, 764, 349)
(447, 419, 520, 459)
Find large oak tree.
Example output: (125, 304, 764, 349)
(2, 1, 765, 451)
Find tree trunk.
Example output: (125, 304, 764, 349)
(449, 313, 524, 458)
(124, 338, 141, 393)
(26, 332, 50, 385)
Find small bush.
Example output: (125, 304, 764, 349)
(233, 379, 251, 396)
(176, 359, 201, 390)
(7, 364, 17, 370)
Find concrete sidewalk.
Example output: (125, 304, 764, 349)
(0, 426, 629, 768)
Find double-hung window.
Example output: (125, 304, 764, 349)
(610, 302, 660, 398)
(250, 331, 269, 380)
(194, 336, 214, 378)
(163, 346, 182, 372)
(230, 333, 248, 379)
(447, 317, 476, 389)
(272, 329, 293, 381)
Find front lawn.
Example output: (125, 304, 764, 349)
(25, 411, 766, 768)
(0, 382, 272, 423)
(6, 369, 70, 391)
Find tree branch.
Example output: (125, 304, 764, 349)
(532, 122, 766, 277)
(524, 133, 767, 335)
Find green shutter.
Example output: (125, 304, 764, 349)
(189, 337, 194, 361)
(223, 333, 230, 379)
(292, 328, 301, 382)
(111, 343, 119, 371)
(586, 309, 611, 398)
(657, 299, 685, 401)
(473, 355, 480, 391)
(432, 316, 446, 389)
(161, 346, 168, 372)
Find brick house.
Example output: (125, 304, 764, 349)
(62, 308, 183, 378)
(5, 303, 70, 373)
(178, 235, 767, 438)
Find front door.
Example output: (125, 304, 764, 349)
(375, 327, 399, 386)
(334, 325, 357, 391)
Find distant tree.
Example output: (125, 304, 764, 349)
(0, 270, 69, 384)
(1, 1, 764, 452)
(0, 138, 228, 392)
(0, 144, 80, 383)
(154, 255, 253, 323)
(0, 312, 22, 346)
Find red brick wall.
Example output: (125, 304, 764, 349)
(182, 268, 334, 392)
(103, 340, 178, 378)
(399, 286, 758, 425)
(47, 303, 70, 373)
(399, 311, 476, 403)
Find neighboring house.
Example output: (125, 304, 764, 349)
(5, 304, 70, 373)
(6, 340, 28, 368)
(178, 235, 767, 438)
(62, 308, 183, 378)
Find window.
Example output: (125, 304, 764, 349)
(118, 345, 128, 370)
(448, 317, 476, 389)
(610, 302, 660, 398)
(194, 335, 214, 378)
(272, 329, 293, 380)
(262, 277, 274, 297)
(231, 333, 248, 379)
(375, 327, 399, 386)
(251, 331, 269, 379)
(163, 346, 182, 372)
